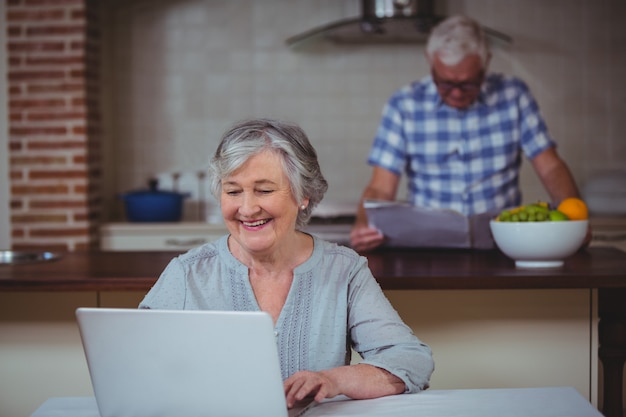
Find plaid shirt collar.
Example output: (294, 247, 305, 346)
(427, 74, 490, 111)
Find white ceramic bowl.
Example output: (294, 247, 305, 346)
(489, 220, 588, 268)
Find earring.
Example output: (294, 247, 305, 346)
(300, 204, 306, 210)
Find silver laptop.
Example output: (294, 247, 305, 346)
(76, 307, 313, 417)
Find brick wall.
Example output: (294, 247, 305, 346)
(6, 0, 101, 252)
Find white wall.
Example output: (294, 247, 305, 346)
(0, 0, 11, 248)
(99, 0, 626, 221)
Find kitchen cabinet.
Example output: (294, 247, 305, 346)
(101, 217, 626, 253)
(0, 290, 146, 417)
(100, 222, 227, 251)
(100, 222, 353, 251)
(0, 288, 596, 417)
(590, 218, 626, 252)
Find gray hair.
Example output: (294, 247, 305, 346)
(426, 15, 490, 67)
(208, 118, 328, 229)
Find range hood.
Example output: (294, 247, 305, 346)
(286, 0, 512, 48)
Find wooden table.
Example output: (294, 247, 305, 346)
(2, 247, 625, 417)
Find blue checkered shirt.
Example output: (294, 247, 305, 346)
(368, 73, 555, 215)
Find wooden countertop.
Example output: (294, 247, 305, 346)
(0, 251, 174, 292)
(1, 247, 625, 292)
(367, 247, 626, 289)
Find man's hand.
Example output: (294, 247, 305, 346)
(351, 167, 400, 252)
(350, 224, 385, 252)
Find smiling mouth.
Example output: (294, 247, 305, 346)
(241, 219, 270, 227)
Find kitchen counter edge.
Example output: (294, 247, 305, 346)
(1, 247, 626, 292)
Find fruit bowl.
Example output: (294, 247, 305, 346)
(490, 220, 588, 268)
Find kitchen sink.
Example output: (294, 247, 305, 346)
(0, 250, 62, 265)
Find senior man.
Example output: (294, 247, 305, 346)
(350, 15, 584, 252)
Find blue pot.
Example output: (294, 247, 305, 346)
(119, 183, 189, 222)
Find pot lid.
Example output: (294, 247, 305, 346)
(120, 178, 190, 198)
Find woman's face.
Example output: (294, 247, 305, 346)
(220, 150, 305, 256)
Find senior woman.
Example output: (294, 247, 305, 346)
(139, 118, 434, 408)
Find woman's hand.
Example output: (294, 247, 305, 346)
(283, 364, 405, 408)
(283, 370, 339, 408)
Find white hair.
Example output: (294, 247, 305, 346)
(208, 118, 328, 229)
(426, 15, 490, 67)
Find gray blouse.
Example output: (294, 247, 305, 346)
(139, 235, 434, 392)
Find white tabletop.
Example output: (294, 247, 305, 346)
(31, 386, 602, 417)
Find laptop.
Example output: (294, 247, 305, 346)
(76, 307, 314, 417)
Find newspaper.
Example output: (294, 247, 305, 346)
(364, 200, 497, 249)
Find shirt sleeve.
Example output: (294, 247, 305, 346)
(367, 96, 408, 176)
(515, 78, 556, 159)
(138, 257, 187, 309)
(347, 257, 434, 392)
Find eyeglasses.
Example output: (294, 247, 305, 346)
(431, 71, 484, 95)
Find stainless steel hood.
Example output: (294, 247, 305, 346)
(286, 0, 512, 48)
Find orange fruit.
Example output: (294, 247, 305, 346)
(556, 198, 589, 220)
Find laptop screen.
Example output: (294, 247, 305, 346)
(76, 308, 296, 417)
